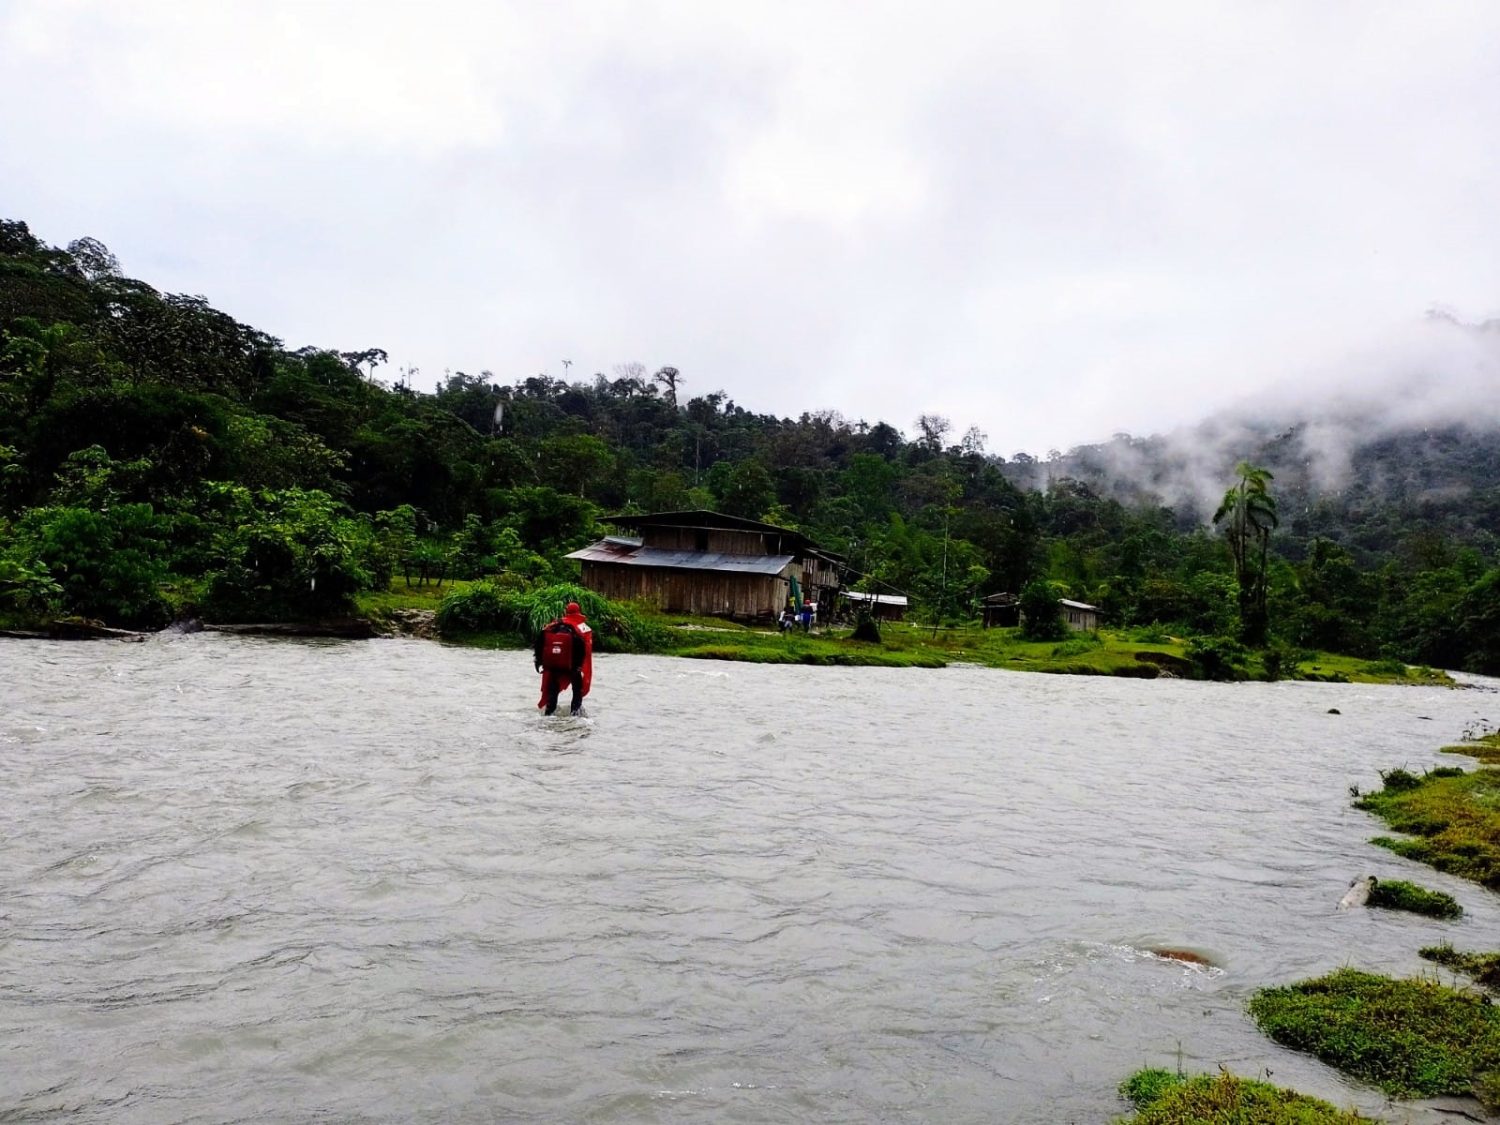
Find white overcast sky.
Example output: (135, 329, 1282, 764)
(2, 1, 1498, 455)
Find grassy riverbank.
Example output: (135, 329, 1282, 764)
(353, 581, 1453, 683)
(1248, 969, 1500, 1109)
(1356, 752, 1500, 891)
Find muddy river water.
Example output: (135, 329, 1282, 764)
(2, 635, 1498, 1123)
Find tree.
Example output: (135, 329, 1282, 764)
(66, 237, 121, 281)
(652, 365, 683, 406)
(915, 413, 951, 451)
(1213, 461, 1278, 646)
(717, 460, 775, 520)
(1019, 579, 1066, 640)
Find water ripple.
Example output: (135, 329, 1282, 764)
(1, 635, 1496, 1123)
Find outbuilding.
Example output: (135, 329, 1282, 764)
(567, 510, 842, 621)
(841, 590, 909, 622)
(981, 592, 1020, 628)
(1059, 598, 1099, 632)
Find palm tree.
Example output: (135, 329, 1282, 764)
(1213, 461, 1278, 645)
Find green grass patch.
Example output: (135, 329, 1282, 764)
(1420, 944, 1500, 993)
(668, 634, 946, 668)
(1355, 766, 1500, 890)
(641, 617, 1456, 683)
(1295, 650, 1452, 685)
(355, 578, 475, 616)
(1366, 879, 1463, 919)
(1443, 732, 1500, 766)
(1117, 1068, 1366, 1123)
(1248, 968, 1500, 1107)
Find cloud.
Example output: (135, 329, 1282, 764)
(2, 1, 1498, 452)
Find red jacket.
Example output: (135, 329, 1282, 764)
(560, 611, 594, 695)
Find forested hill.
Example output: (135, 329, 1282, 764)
(1001, 417, 1500, 562)
(1, 219, 1496, 674)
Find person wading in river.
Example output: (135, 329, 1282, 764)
(534, 601, 593, 716)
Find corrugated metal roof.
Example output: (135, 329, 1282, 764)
(603, 509, 832, 556)
(843, 591, 909, 607)
(1059, 598, 1098, 611)
(567, 540, 794, 575)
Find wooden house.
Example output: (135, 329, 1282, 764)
(842, 590, 909, 622)
(981, 592, 1020, 628)
(1058, 598, 1099, 632)
(985, 592, 1099, 632)
(567, 510, 843, 621)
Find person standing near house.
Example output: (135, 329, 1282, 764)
(799, 600, 813, 632)
(534, 601, 594, 715)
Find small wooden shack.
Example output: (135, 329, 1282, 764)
(985, 592, 1099, 631)
(1059, 598, 1099, 632)
(842, 590, 909, 622)
(981, 592, 1020, 628)
(568, 510, 842, 621)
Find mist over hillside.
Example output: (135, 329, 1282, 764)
(1000, 312, 1500, 557)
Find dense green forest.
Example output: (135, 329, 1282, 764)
(1, 219, 1497, 674)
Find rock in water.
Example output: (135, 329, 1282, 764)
(1337, 875, 1376, 911)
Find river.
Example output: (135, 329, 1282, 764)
(2, 635, 1497, 1123)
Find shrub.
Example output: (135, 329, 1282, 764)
(200, 486, 372, 621)
(436, 582, 666, 653)
(12, 503, 170, 627)
(1019, 580, 1066, 640)
(1186, 634, 1248, 681)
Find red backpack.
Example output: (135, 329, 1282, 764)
(540, 623, 577, 671)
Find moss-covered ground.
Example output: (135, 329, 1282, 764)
(1355, 765, 1500, 890)
(1365, 879, 1463, 919)
(1248, 969, 1500, 1108)
(1116, 1069, 1367, 1124)
(1420, 944, 1500, 993)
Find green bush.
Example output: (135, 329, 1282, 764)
(11, 503, 170, 627)
(1019, 580, 1066, 640)
(0, 554, 62, 620)
(436, 582, 666, 653)
(200, 486, 373, 621)
(1186, 633, 1249, 681)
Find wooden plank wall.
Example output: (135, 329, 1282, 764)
(581, 561, 789, 618)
